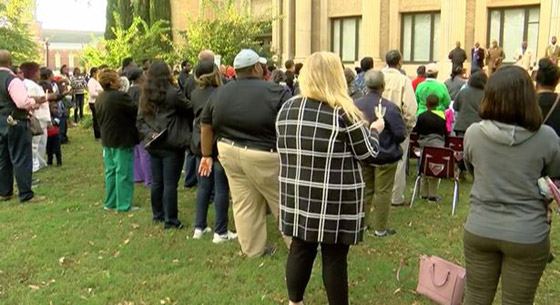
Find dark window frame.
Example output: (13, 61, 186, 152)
(330, 17, 361, 63)
(400, 11, 440, 64)
(486, 5, 540, 58)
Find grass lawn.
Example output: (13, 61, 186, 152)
(0, 123, 559, 305)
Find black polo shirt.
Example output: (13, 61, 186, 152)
(201, 77, 292, 151)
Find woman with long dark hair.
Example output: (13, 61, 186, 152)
(463, 66, 560, 304)
(191, 61, 236, 242)
(138, 61, 193, 229)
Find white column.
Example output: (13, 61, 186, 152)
(361, 0, 381, 63)
(294, 0, 312, 61)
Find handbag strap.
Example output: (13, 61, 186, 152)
(544, 94, 560, 123)
(430, 263, 451, 287)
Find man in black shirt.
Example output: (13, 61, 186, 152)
(199, 49, 292, 257)
(448, 41, 467, 72)
(178, 60, 191, 92)
(284, 59, 295, 94)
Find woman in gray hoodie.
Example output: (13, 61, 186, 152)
(463, 65, 560, 305)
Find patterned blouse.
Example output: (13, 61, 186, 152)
(276, 97, 380, 245)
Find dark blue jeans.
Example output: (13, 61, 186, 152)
(59, 113, 68, 143)
(73, 94, 84, 123)
(194, 158, 230, 234)
(0, 118, 34, 201)
(150, 149, 185, 227)
(183, 149, 197, 188)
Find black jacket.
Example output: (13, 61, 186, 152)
(355, 92, 406, 165)
(448, 47, 467, 69)
(96, 89, 138, 148)
(137, 85, 194, 152)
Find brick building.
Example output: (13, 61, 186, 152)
(41, 29, 103, 72)
(170, 0, 560, 78)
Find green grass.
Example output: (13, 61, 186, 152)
(0, 124, 559, 305)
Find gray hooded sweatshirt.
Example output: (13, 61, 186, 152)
(464, 120, 560, 244)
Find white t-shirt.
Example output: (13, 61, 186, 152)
(23, 79, 51, 122)
(87, 78, 103, 104)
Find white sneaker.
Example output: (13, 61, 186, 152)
(212, 231, 238, 244)
(193, 227, 211, 239)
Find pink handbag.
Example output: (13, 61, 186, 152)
(417, 255, 466, 305)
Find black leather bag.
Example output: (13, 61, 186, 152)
(29, 116, 43, 136)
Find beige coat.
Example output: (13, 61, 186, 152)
(546, 45, 560, 64)
(514, 48, 534, 71)
(381, 68, 417, 132)
(487, 47, 505, 74)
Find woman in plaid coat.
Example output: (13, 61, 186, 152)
(276, 52, 384, 305)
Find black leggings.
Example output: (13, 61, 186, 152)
(286, 237, 350, 305)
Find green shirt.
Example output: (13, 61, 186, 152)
(415, 79, 451, 119)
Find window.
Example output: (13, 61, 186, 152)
(331, 17, 361, 62)
(401, 12, 440, 63)
(487, 6, 539, 63)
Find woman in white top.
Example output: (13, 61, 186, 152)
(87, 67, 103, 140)
(21, 62, 50, 172)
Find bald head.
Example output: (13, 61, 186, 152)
(365, 70, 385, 92)
(0, 50, 12, 68)
(198, 50, 215, 62)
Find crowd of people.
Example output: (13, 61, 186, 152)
(1, 36, 560, 304)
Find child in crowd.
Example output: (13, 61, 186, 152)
(46, 93, 62, 166)
(415, 94, 448, 202)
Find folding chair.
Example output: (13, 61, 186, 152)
(406, 132, 421, 175)
(410, 146, 460, 216)
(445, 136, 464, 165)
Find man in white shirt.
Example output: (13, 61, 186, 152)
(381, 50, 418, 206)
(514, 41, 535, 71)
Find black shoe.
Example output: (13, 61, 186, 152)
(427, 196, 443, 203)
(262, 246, 277, 257)
(373, 229, 397, 237)
(164, 222, 185, 230)
(153, 217, 164, 223)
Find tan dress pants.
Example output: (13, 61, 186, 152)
(218, 141, 289, 257)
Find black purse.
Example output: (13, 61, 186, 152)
(28, 116, 43, 136)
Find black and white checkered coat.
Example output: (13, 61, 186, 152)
(276, 97, 380, 245)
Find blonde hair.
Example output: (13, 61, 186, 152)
(298, 52, 363, 122)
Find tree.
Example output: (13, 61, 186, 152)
(180, 0, 275, 65)
(149, 0, 172, 40)
(0, 0, 39, 64)
(133, 0, 150, 25)
(105, 0, 117, 39)
(82, 13, 176, 69)
(117, 0, 134, 30)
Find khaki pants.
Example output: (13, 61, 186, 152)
(363, 162, 398, 231)
(463, 230, 549, 305)
(218, 142, 288, 258)
(391, 138, 409, 205)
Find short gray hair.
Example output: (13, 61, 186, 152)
(365, 70, 385, 91)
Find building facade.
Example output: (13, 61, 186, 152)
(171, 0, 560, 77)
